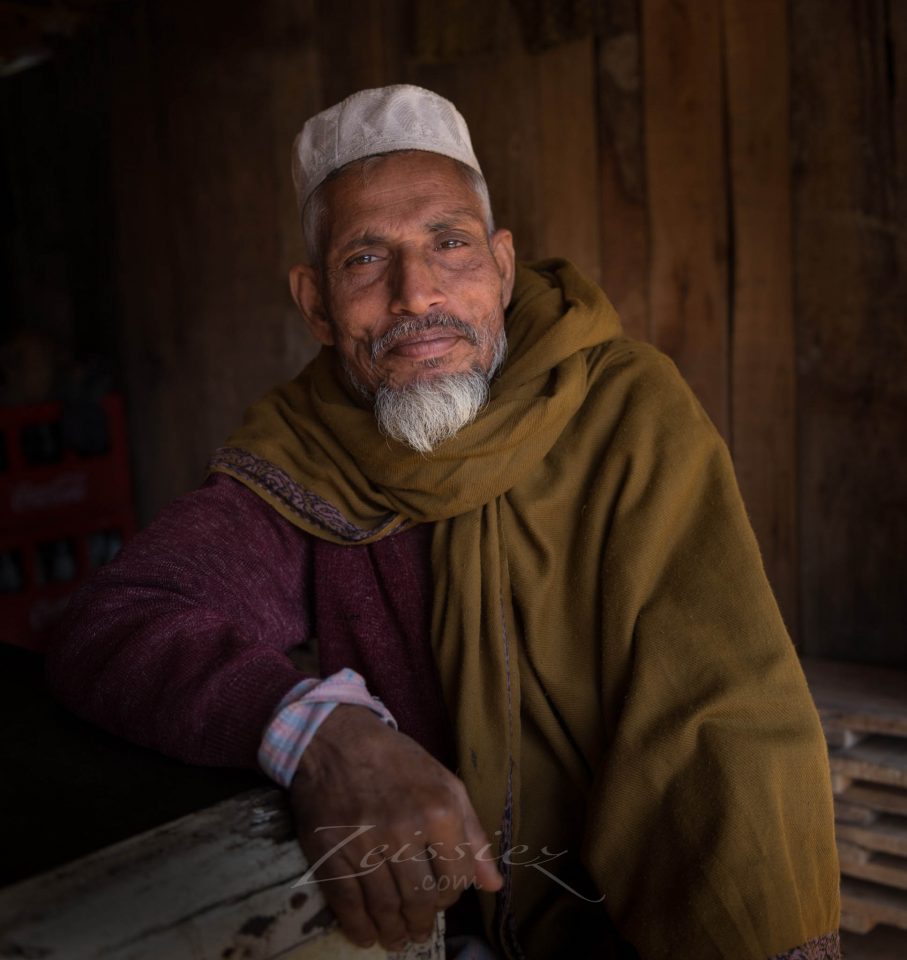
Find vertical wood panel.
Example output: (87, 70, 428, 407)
(791, 0, 907, 664)
(723, 0, 797, 630)
(109, 0, 320, 521)
(596, 0, 649, 340)
(534, 37, 602, 283)
(266, 7, 322, 280)
(643, 0, 729, 438)
(313, 0, 407, 105)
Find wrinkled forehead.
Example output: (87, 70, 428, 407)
(319, 151, 489, 253)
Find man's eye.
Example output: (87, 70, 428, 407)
(347, 253, 380, 266)
(438, 238, 466, 250)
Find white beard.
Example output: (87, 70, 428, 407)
(342, 327, 508, 453)
(373, 366, 491, 453)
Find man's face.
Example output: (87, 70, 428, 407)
(292, 151, 515, 395)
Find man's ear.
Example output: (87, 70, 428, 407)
(490, 229, 516, 309)
(289, 264, 334, 346)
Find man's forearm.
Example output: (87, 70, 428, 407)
(45, 473, 313, 769)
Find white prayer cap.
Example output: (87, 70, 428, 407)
(292, 84, 483, 214)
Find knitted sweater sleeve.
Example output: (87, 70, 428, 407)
(44, 472, 312, 770)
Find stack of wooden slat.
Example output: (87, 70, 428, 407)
(802, 657, 907, 940)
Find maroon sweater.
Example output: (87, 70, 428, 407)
(45, 472, 454, 772)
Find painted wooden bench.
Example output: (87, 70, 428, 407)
(0, 786, 444, 959)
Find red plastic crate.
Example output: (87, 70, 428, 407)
(0, 394, 136, 651)
(0, 395, 134, 534)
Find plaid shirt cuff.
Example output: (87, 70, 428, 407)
(257, 667, 397, 788)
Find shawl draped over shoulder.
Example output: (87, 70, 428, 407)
(209, 260, 839, 959)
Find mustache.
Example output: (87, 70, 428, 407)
(370, 313, 480, 363)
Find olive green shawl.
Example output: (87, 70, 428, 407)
(210, 260, 839, 958)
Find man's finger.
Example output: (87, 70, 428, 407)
(357, 864, 411, 950)
(463, 808, 503, 893)
(296, 828, 381, 949)
(312, 868, 380, 948)
(388, 847, 445, 942)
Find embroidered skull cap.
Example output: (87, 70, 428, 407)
(292, 84, 483, 214)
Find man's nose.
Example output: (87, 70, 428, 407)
(388, 250, 445, 316)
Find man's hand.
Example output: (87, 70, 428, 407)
(290, 704, 502, 951)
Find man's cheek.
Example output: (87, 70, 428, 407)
(439, 252, 496, 277)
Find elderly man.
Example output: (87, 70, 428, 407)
(48, 86, 840, 958)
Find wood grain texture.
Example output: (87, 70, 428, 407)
(836, 800, 880, 826)
(841, 876, 907, 934)
(108, 0, 321, 523)
(0, 788, 443, 960)
(534, 37, 602, 283)
(835, 783, 907, 819)
(802, 657, 907, 739)
(312, 0, 407, 104)
(596, 0, 649, 340)
(839, 843, 907, 893)
(829, 737, 907, 790)
(722, 0, 797, 628)
(791, 0, 907, 664)
(642, 0, 729, 437)
(837, 815, 907, 859)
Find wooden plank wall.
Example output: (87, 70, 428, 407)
(98, 0, 904, 664)
(791, 0, 906, 665)
(643, 0, 729, 438)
